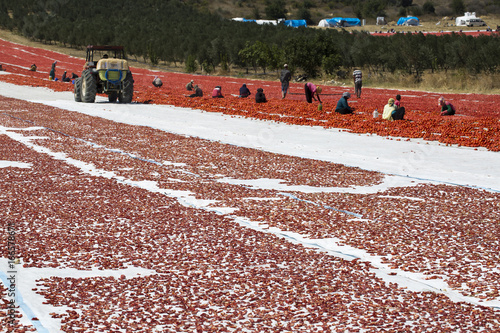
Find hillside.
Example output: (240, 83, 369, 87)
(195, 0, 500, 25)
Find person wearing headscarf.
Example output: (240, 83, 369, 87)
(438, 97, 456, 116)
(394, 94, 402, 108)
(187, 85, 203, 97)
(62, 71, 71, 82)
(212, 86, 224, 98)
(255, 88, 267, 103)
(304, 82, 322, 104)
(239, 84, 251, 98)
(152, 76, 163, 88)
(49, 61, 57, 80)
(383, 98, 406, 120)
(335, 92, 353, 114)
(186, 80, 195, 91)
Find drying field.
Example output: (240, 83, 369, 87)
(0, 38, 499, 332)
(1, 38, 499, 152)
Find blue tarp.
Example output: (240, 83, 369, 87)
(284, 19, 307, 28)
(326, 17, 361, 27)
(397, 16, 419, 26)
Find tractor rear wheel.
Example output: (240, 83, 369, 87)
(81, 69, 97, 103)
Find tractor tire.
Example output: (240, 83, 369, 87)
(118, 72, 134, 103)
(108, 91, 118, 103)
(81, 69, 97, 103)
(74, 78, 82, 102)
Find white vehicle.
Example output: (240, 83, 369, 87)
(465, 18, 486, 27)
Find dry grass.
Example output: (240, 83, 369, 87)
(362, 71, 500, 95)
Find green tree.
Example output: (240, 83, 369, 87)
(268, 44, 284, 72)
(209, 37, 227, 69)
(254, 41, 272, 74)
(297, 6, 313, 25)
(238, 41, 259, 74)
(201, 60, 213, 75)
(198, 45, 214, 74)
(185, 55, 198, 73)
(238, 40, 275, 74)
(252, 7, 261, 19)
(451, 0, 466, 15)
(265, 0, 287, 20)
(147, 43, 159, 66)
(360, 0, 387, 19)
(423, 1, 435, 14)
(284, 35, 321, 77)
(322, 54, 342, 76)
(400, 0, 413, 16)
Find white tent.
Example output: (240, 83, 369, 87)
(455, 12, 482, 27)
(318, 19, 331, 27)
(456, 12, 474, 26)
(376, 17, 386, 25)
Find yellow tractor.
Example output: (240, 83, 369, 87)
(74, 45, 134, 103)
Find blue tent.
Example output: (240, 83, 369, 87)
(397, 16, 419, 26)
(284, 19, 307, 28)
(326, 17, 361, 27)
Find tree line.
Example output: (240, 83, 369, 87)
(1, 0, 499, 79)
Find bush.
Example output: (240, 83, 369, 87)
(411, 5, 423, 16)
(185, 55, 198, 73)
(451, 0, 466, 15)
(423, 1, 435, 14)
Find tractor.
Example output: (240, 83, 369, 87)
(74, 45, 134, 103)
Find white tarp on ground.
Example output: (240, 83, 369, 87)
(318, 17, 361, 27)
(1, 80, 499, 192)
(231, 18, 284, 25)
